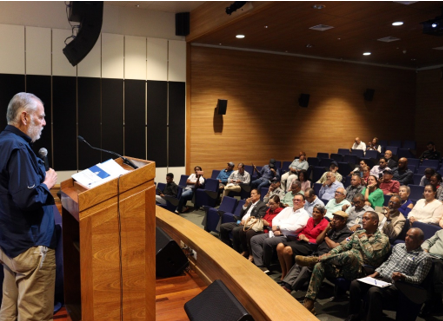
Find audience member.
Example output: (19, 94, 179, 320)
(238, 195, 283, 262)
(280, 211, 352, 294)
(304, 188, 325, 217)
(216, 162, 234, 190)
(250, 194, 309, 273)
(176, 166, 205, 213)
(156, 173, 178, 205)
(366, 137, 382, 153)
(317, 163, 343, 183)
(420, 168, 436, 187)
(384, 150, 397, 169)
(379, 169, 400, 195)
(251, 159, 280, 190)
(299, 211, 390, 314)
(350, 160, 368, 175)
(370, 157, 391, 178)
(263, 179, 285, 204)
(319, 172, 344, 202)
(345, 174, 364, 203)
(345, 194, 374, 231)
(419, 141, 441, 161)
(346, 228, 430, 321)
(219, 189, 267, 252)
(281, 152, 308, 191)
(392, 157, 414, 185)
(408, 184, 443, 225)
(361, 165, 370, 186)
(351, 137, 366, 153)
(324, 187, 351, 219)
(362, 175, 384, 208)
(288, 170, 310, 192)
(380, 195, 406, 240)
(276, 204, 328, 279)
(282, 181, 304, 207)
(398, 185, 414, 218)
(223, 163, 251, 198)
(430, 173, 443, 200)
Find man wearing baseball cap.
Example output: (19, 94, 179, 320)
(379, 169, 400, 195)
(216, 162, 235, 190)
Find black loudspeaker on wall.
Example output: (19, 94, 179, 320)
(63, 1, 104, 66)
(156, 227, 189, 278)
(364, 88, 375, 101)
(184, 279, 254, 321)
(176, 12, 190, 36)
(298, 93, 310, 107)
(217, 99, 228, 115)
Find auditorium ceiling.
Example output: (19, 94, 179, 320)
(109, 1, 443, 69)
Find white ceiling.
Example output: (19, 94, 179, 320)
(106, 1, 204, 13)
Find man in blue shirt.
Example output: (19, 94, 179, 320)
(216, 161, 235, 190)
(251, 159, 281, 191)
(319, 172, 344, 202)
(0, 93, 58, 320)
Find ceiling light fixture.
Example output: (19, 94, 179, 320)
(264, 26, 268, 29)
(306, 44, 313, 48)
(392, 21, 404, 26)
(363, 52, 371, 56)
(313, 4, 325, 9)
(236, 34, 245, 39)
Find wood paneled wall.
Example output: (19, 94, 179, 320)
(188, 46, 416, 174)
(415, 68, 443, 156)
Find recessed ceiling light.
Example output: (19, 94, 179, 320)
(136, 4, 140, 8)
(236, 34, 245, 39)
(392, 21, 404, 26)
(306, 44, 313, 48)
(411, 58, 416, 61)
(363, 52, 371, 56)
(264, 26, 268, 29)
(310, 24, 334, 31)
(313, 4, 325, 9)
(219, 43, 222, 45)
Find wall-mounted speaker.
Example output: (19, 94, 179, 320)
(176, 12, 190, 36)
(184, 279, 254, 321)
(156, 227, 189, 278)
(217, 99, 228, 115)
(364, 88, 375, 101)
(298, 94, 310, 107)
(63, 1, 104, 66)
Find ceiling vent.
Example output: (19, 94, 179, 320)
(377, 36, 401, 42)
(309, 24, 334, 31)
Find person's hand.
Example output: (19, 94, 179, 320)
(350, 225, 360, 232)
(358, 232, 367, 239)
(43, 168, 57, 189)
(160, 193, 165, 197)
(269, 185, 275, 192)
(392, 272, 405, 281)
(272, 225, 279, 231)
(274, 230, 282, 236)
(424, 249, 429, 253)
(270, 168, 276, 174)
(325, 222, 333, 232)
(342, 204, 350, 211)
(378, 178, 383, 184)
(409, 217, 417, 224)
(236, 179, 241, 183)
(368, 271, 380, 279)
(245, 197, 252, 206)
(318, 253, 330, 261)
(219, 179, 222, 183)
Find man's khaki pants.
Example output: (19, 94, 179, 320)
(0, 246, 56, 321)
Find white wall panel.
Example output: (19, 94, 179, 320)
(52, 29, 76, 77)
(168, 40, 186, 82)
(26, 26, 51, 76)
(168, 167, 186, 184)
(125, 35, 146, 80)
(0, 24, 24, 74)
(78, 34, 101, 78)
(102, 33, 123, 79)
(155, 167, 168, 184)
(147, 38, 167, 81)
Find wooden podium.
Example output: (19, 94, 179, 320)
(60, 157, 156, 321)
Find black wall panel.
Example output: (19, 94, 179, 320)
(125, 79, 146, 160)
(102, 79, 123, 156)
(53, 76, 77, 170)
(168, 82, 185, 167)
(147, 81, 167, 167)
(0, 74, 25, 130)
(78, 77, 101, 169)
(26, 75, 52, 167)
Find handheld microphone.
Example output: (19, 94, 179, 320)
(77, 136, 138, 169)
(38, 147, 50, 171)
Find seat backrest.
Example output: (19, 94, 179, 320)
(179, 174, 189, 187)
(365, 150, 379, 160)
(344, 154, 358, 165)
(409, 185, 424, 202)
(313, 167, 326, 182)
(337, 162, 351, 178)
(412, 221, 441, 240)
(319, 158, 333, 168)
(397, 148, 414, 160)
(234, 199, 246, 215)
(415, 166, 429, 175)
(403, 140, 416, 150)
(413, 174, 423, 185)
(260, 187, 269, 201)
(343, 175, 351, 188)
(385, 146, 399, 155)
(422, 159, 439, 170)
(274, 160, 282, 169)
(211, 170, 221, 179)
(383, 194, 391, 206)
(243, 165, 253, 177)
(408, 158, 420, 168)
(281, 161, 292, 172)
(157, 182, 166, 195)
(337, 148, 350, 156)
(351, 149, 364, 158)
(330, 153, 343, 162)
(317, 152, 329, 159)
(219, 196, 237, 213)
(379, 140, 388, 147)
(205, 178, 219, 192)
(307, 157, 319, 167)
(389, 140, 402, 148)
(313, 182, 322, 196)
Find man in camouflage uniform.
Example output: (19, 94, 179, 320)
(296, 211, 391, 314)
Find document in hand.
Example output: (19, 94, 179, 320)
(72, 159, 129, 189)
(357, 277, 391, 288)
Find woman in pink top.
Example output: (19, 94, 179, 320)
(276, 204, 329, 279)
(288, 170, 311, 192)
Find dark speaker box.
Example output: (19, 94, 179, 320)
(184, 279, 254, 321)
(176, 12, 190, 36)
(63, 1, 104, 66)
(298, 93, 310, 107)
(364, 88, 375, 101)
(156, 227, 189, 278)
(217, 99, 228, 115)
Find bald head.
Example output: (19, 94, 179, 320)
(398, 157, 408, 169)
(355, 137, 361, 144)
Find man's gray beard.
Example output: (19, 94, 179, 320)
(28, 122, 43, 142)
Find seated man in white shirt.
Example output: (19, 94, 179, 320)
(250, 194, 310, 273)
(370, 157, 391, 179)
(324, 187, 351, 220)
(351, 137, 366, 153)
